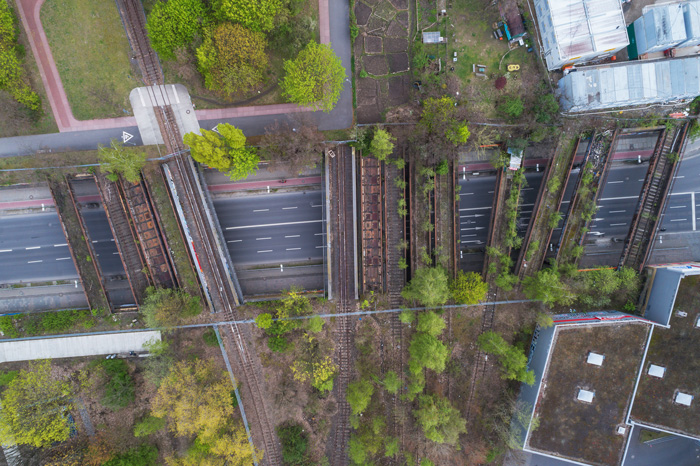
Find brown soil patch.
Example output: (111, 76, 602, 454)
(384, 37, 409, 53)
(355, 1, 372, 26)
(388, 76, 410, 106)
(386, 19, 407, 37)
(363, 55, 390, 76)
(387, 53, 409, 73)
(364, 35, 383, 54)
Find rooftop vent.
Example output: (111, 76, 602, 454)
(616, 426, 627, 435)
(587, 352, 605, 366)
(695, 315, 700, 328)
(675, 392, 693, 406)
(677, 310, 688, 318)
(648, 364, 666, 378)
(577, 389, 595, 403)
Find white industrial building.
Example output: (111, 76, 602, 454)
(533, 0, 629, 70)
(632, 2, 700, 55)
(557, 55, 700, 112)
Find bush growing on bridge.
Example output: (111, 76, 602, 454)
(451, 270, 488, 305)
(98, 139, 147, 183)
(140, 287, 202, 328)
(401, 266, 450, 307)
(183, 124, 259, 180)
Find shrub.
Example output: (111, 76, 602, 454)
(0, 316, 18, 338)
(202, 328, 219, 347)
(267, 335, 289, 352)
(133, 415, 166, 437)
(100, 360, 135, 409)
(498, 96, 524, 120)
(0, 370, 18, 387)
(277, 423, 309, 465)
(103, 444, 158, 466)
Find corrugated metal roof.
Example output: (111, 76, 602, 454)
(557, 56, 700, 111)
(422, 31, 441, 43)
(547, 0, 628, 59)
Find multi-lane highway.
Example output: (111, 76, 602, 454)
(214, 191, 324, 266)
(81, 209, 126, 276)
(517, 171, 545, 236)
(458, 172, 496, 272)
(0, 212, 79, 283)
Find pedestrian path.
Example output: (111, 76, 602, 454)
(0, 330, 161, 362)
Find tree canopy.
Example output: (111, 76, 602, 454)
(369, 128, 395, 161)
(0, 361, 72, 447)
(409, 332, 449, 374)
(196, 23, 268, 96)
(478, 331, 534, 385)
(98, 139, 147, 183)
(280, 41, 345, 112)
(140, 286, 202, 328)
(347, 378, 374, 415)
(259, 117, 325, 174)
(413, 394, 467, 445)
(522, 267, 573, 307)
(213, 0, 282, 32)
(183, 124, 259, 180)
(451, 270, 488, 305)
(146, 0, 206, 59)
(416, 311, 446, 337)
(0, 1, 41, 111)
(401, 266, 450, 307)
(415, 96, 470, 163)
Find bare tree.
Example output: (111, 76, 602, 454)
(259, 115, 325, 175)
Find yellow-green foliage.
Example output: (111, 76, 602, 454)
(0, 1, 40, 111)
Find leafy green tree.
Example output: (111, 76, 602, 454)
(535, 93, 559, 123)
(478, 331, 534, 385)
(416, 311, 446, 337)
(348, 435, 367, 465)
(197, 23, 268, 96)
(255, 313, 273, 329)
(413, 394, 467, 445)
(140, 286, 202, 328)
(213, 0, 281, 32)
(421, 460, 436, 466)
(451, 270, 488, 304)
(399, 309, 415, 324)
(183, 124, 259, 180)
(134, 415, 166, 437)
(384, 437, 399, 457)
(409, 332, 449, 374)
(100, 359, 135, 409)
(535, 312, 554, 329)
(98, 139, 147, 183)
(522, 268, 573, 307)
(0, 2, 41, 112)
(418, 96, 470, 153)
(498, 96, 524, 120)
(401, 266, 450, 307)
(277, 423, 308, 465)
(369, 128, 395, 161)
(280, 41, 345, 112)
(347, 378, 374, 415)
(307, 315, 324, 333)
(383, 370, 400, 395)
(146, 0, 207, 59)
(0, 361, 72, 447)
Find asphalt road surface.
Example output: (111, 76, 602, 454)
(80, 209, 127, 277)
(546, 167, 579, 260)
(458, 172, 497, 272)
(649, 136, 700, 264)
(213, 191, 324, 266)
(0, 212, 79, 283)
(580, 160, 651, 267)
(517, 170, 545, 236)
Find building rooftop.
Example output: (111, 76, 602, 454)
(548, 0, 628, 60)
(630, 275, 700, 438)
(526, 322, 650, 466)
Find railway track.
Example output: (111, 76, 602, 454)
(117, 1, 283, 462)
(465, 292, 497, 421)
(329, 147, 356, 466)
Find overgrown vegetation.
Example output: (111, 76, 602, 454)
(99, 140, 147, 183)
(183, 123, 259, 180)
(140, 286, 202, 329)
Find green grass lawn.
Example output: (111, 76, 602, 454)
(41, 0, 140, 120)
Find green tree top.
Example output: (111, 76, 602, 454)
(140, 286, 202, 328)
(369, 127, 395, 161)
(346, 378, 374, 415)
(281, 41, 345, 112)
(183, 123, 259, 180)
(146, 0, 207, 59)
(419, 96, 469, 148)
(401, 266, 450, 308)
(213, 0, 282, 32)
(451, 270, 488, 305)
(478, 331, 534, 385)
(416, 311, 446, 337)
(413, 394, 466, 445)
(0, 361, 72, 447)
(98, 139, 147, 183)
(409, 332, 449, 374)
(522, 268, 573, 307)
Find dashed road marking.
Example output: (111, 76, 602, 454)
(0, 249, 11, 253)
(282, 207, 297, 210)
(25, 246, 40, 250)
(256, 237, 271, 240)
(27, 260, 42, 264)
(56, 257, 71, 261)
(54, 244, 67, 247)
(286, 248, 301, 251)
(226, 219, 323, 230)
(253, 209, 269, 212)
(257, 250, 273, 253)
(285, 235, 300, 238)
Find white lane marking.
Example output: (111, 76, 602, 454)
(27, 260, 42, 264)
(608, 181, 624, 184)
(670, 218, 687, 222)
(226, 219, 323, 230)
(522, 188, 533, 191)
(488, 191, 494, 194)
(599, 195, 639, 201)
(256, 237, 271, 240)
(92, 240, 98, 243)
(0, 249, 11, 253)
(692, 192, 696, 231)
(282, 207, 298, 210)
(285, 235, 300, 238)
(638, 179, 645, 182)
(609, 210, 626, 213)
(460, 193, 474, 196)
(257, 250, 273, 253)
(227, 240, 242, 243)
(253, 209, 269, 212)
(315, 232, 325, 236)
(463, 240, 483, 244)
(56, 257, 71, 261)
(459, 206, 491, 212)
(25, 246, 40, 250)
(462, 234, 477, 237)
(312, 204, 322, 207)
(54, 243, 67, 247)
(316, 245, 326, 248)
(670, 206, 686, 209)
(286, 248, 301, 251)
(113, 252, 119, 255)
(610, 223, 627, 226)
(674, 176, 685, 179)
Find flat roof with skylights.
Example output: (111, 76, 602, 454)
(526, 322, 650, 466)
(630, 275, 700, 438)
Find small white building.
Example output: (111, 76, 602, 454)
(633, 3, 688, 55)
(533, 0, 629, 71)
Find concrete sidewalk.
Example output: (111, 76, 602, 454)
(0, 330, 161, 362)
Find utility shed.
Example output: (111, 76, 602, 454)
(557, 56, 700, 112)
(533, 0, 629, 70)
(682, 1, 700, 47)
(633, 3, 688, 55)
